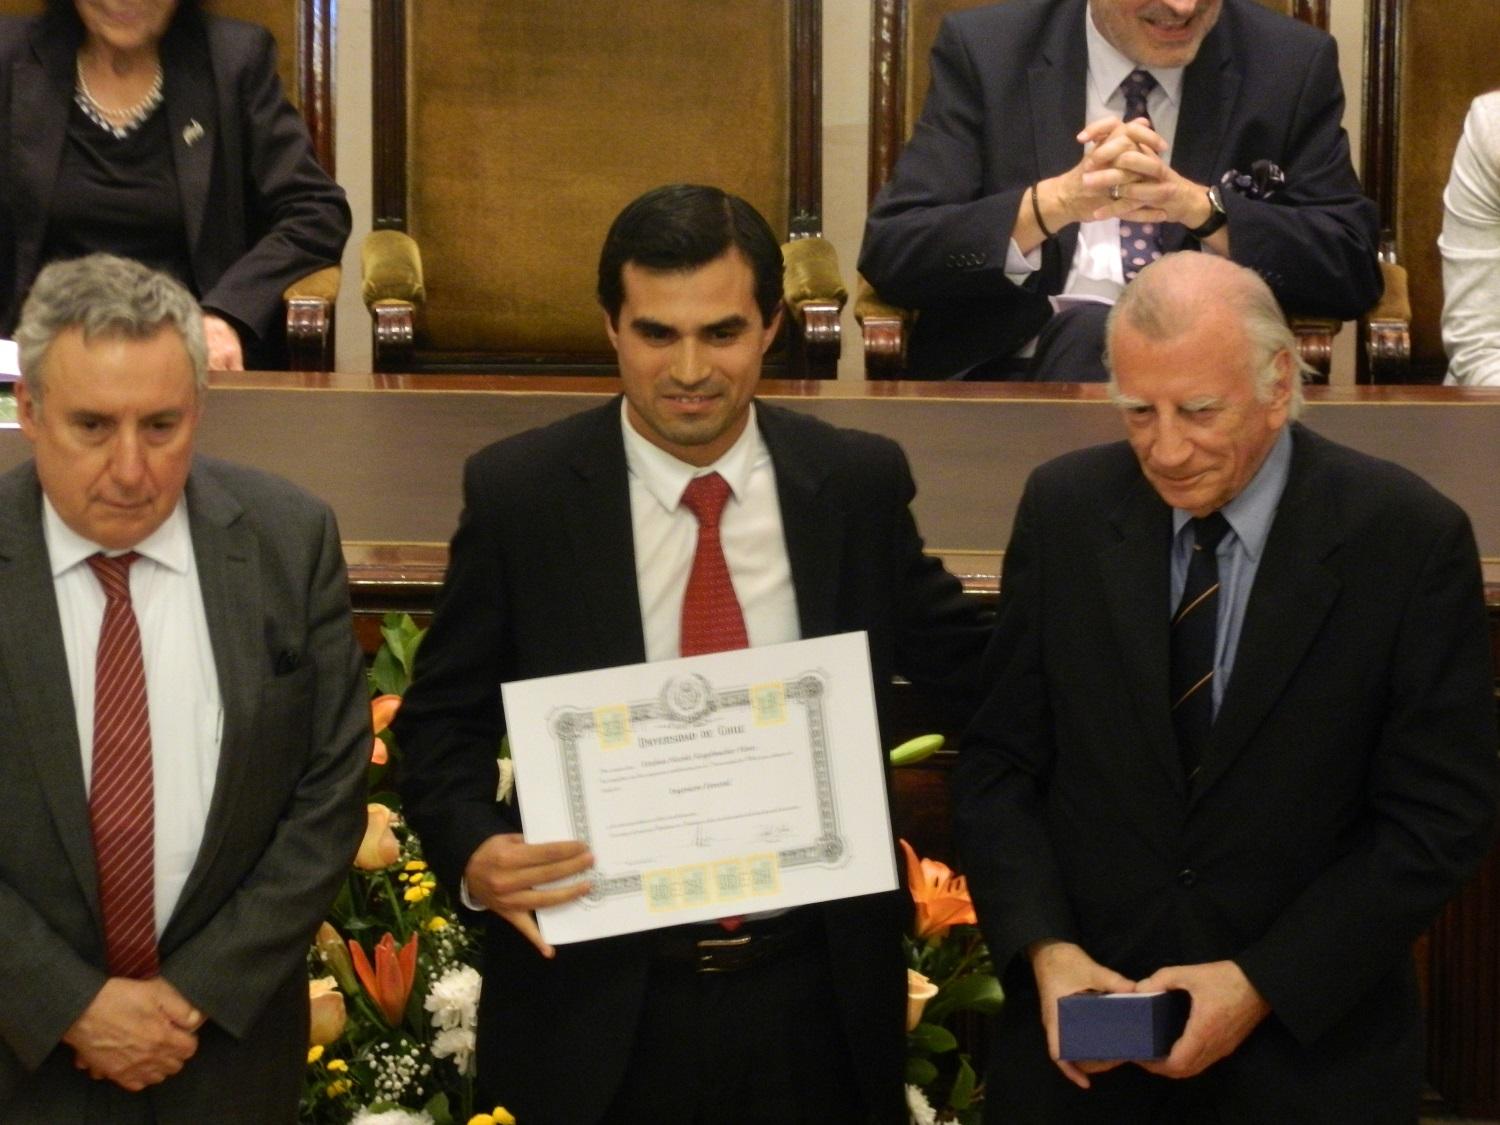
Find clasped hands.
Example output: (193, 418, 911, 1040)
(62, 976, 204, 1092)
(1029, 940, 1271, 1091)
(1037, 114, 1215, 234)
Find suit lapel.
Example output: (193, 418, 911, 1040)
(0, 466, 102, 923)
(1099, 478, 1183, 793)
(161, 21, 217, 266)
(1164, 25, 1240, 253)
(562, 403, 647, 668)
(1193, 431, 1341, 801)
(170, 464, 261, 919)
(10, 22, 76, 295)
(1030, 1, 1090, 282)
(757, 405, 842, 639)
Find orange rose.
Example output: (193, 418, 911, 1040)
(900, 838, 978, 941)
(355, 803, 401, 870)
(308, 976, 347, 1045)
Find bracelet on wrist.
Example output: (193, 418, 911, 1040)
(1030, 182, 1056, 240)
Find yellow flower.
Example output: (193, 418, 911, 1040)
(427, 916, 449, 931)
(306, 1044, 324, 1064)
(468, 1109, 517, 1125)
(326, 1058, 348, 1073)
(405, 860, 428, 872)
(355, 803, 401, 870)
(326, 1078, 352, 1098)
(403, 884, 432, 903)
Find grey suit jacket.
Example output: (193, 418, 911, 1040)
(0, 456, 368, 1123)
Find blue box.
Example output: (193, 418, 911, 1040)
(1057, 990, 1190, 1061)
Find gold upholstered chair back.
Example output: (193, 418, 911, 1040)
(363, 0, 831, 375)
(1362, 0, 1500, 381)
(859, 0, 1350, 379)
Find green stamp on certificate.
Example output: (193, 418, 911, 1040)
(713, 859, 747, 902)
(593, 705, 631, 749)
(644, 870, 678, 912)
(747, 853, 780, 896)
(678, 865, 710, 907)
(750, 682, 786, 726)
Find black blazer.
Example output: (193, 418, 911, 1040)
(395, 399, 991, 1124)
(0, 457, 369, 1122)
(0, 11, 350, 358)
(954, 425, 1498, 1120)
(858, 0, 1383, 378)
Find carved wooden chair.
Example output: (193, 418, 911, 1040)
(1360, 0, 1500, 382)
(0, 0, 342, 370)
(858, 0, 1395, 382)
(360, 0, 843, 377)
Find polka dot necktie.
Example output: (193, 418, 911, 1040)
(1170, 514, 1231, 783)
(87, 551, 160, 979)
(679, 472, 748, 657)
(1118, 68, 1163, 282)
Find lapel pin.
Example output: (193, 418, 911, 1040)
(182, 119, 205, 146)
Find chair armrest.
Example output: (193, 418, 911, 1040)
(361, 231, 425, 371)
(1288, 315, 1340, 385)
(782, 236, 845, 378)
(854, 275, 912, 380)
(282, 265, 341, 372)
(1364, 259, 1411, 383)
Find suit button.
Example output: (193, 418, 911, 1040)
(1176, 867, 1197, 887)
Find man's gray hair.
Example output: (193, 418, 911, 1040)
(1104, 253, 1309, 420)
(15, 254, 208, 405)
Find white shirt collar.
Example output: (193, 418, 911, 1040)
(620, 398, 764, 514)
(42, 496, 193, 578)
(1086, 4, 1185, 108)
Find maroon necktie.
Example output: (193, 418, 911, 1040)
(679, 473, 749, 657)
(678, 474, 749, 930)
(87, 552, 159, 979)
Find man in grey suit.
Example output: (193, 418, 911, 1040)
(0, 255, 368, 1121)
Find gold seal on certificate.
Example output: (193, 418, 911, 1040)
(501, 632, 897, 944)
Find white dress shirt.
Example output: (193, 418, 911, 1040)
(1440, 92, 1500, 386)
(45, 498, 222, 940)
(621, 400, 801, 660)
(1005, 6, 1185, 307)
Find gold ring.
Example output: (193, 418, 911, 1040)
(1110, 184, 1123, 202)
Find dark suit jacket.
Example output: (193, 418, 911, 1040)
(954, 425, 1498, 1120)
(394, 399, 990, 1125)
(0, 457, 369, 1123)
(858, 0, 1383, 379)
(0, 10, 351, 360)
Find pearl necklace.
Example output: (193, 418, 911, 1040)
(75, 56, 164, 139)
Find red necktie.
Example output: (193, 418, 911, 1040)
(87, 552, 159, 979)
(678, 474, 750, 930)
(679, 473, 749, 657)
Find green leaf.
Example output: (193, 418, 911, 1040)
(950, 1055, 977, 1109)
(422, 1090, 454, 1125)
(370, 645, 407, 696)
(889, 733, 944, 766)
(905, 1057, 938, 1086)
(928, 973, 1004, 1020)
(908, 1021, 957, 1053)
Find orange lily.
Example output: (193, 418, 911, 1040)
(370, 694, 401, 765)
(900, 838, 977, 941)
(348, 931, 419, 1026)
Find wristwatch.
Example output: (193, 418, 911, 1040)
(1187, 183, 1228, 240)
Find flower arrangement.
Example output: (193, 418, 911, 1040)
(899, 836, 1003, 1125)
(301, 614, 509, 1125)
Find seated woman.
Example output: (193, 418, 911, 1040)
(0, 0, 350, 369)
(1440, 91, 1500, 387)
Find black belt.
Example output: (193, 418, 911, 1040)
(651, 910, 820, 974)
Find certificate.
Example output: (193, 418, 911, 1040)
(501, 631, 897, 944)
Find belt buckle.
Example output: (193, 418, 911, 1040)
(694, 933, 753, 974)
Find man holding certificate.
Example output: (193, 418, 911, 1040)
(394, 184, 990, 1124)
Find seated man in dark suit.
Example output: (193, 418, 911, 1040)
(393, 184, 991, 1124)
(858, 0, 1382, 381)
(954, 251, 1496, 1122)
(0, 255, 369, 1122)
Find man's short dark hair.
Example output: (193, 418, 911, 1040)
(597, 184, 784, 327)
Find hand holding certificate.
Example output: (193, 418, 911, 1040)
(502, 632, 897, 944)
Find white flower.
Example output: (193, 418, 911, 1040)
(349, 1109, 435, 1125)
(906, 1083, 937, 1125)
(497, 757, 515, 804)
(431, 1025, 477, 1075)
(424, 963, 482, 1031)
